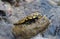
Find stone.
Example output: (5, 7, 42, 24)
(12, 12, 50, 39)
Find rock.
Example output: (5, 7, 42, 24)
(12, 12, 50, 39)
(47, 0, 60, 6)
(1, 0, 16, 5)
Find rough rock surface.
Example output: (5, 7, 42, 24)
(0, 0, 60, 39)
(12, 13, 50, 39)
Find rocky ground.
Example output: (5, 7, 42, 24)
(0, 0, 60, 39)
